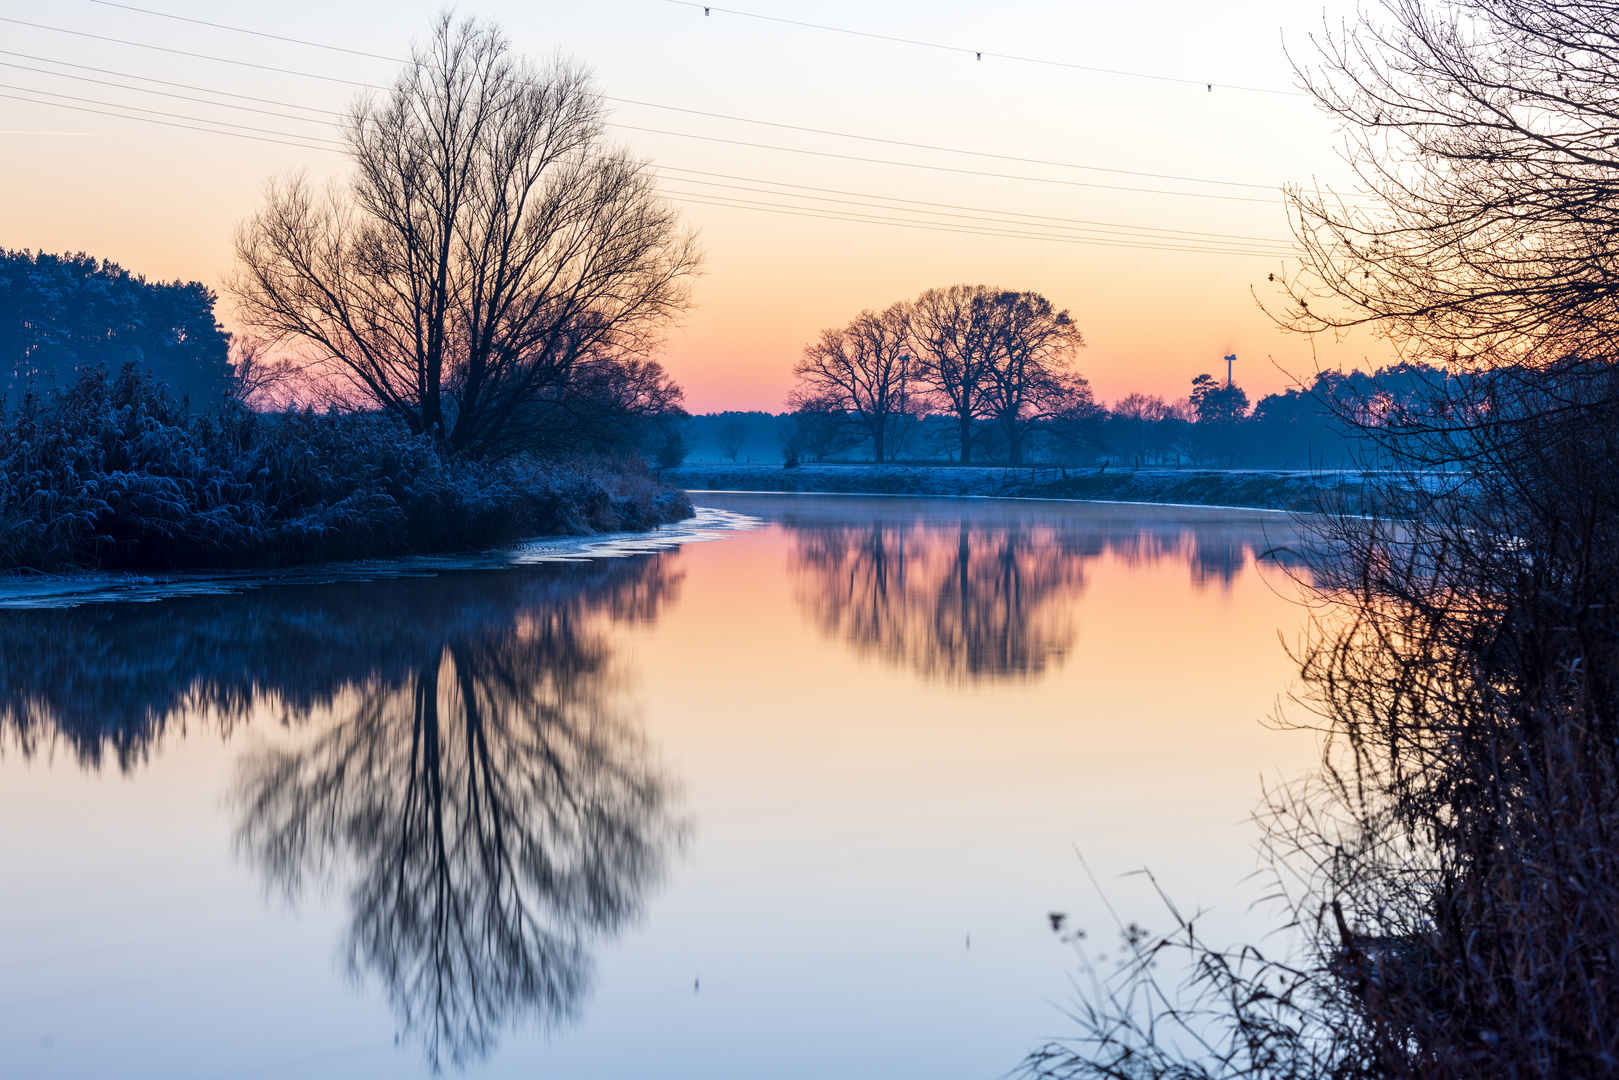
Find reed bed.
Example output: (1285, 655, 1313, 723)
(0, 365, 691, 572)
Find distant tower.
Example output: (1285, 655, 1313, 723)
(1224, 353, 1236, 388)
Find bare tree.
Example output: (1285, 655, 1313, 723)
(231, 15, 700, 458)
(979, 290, 1088, 465)
(717, 420, 747, 462)
(907, 285, 997, 464)
(1112, 392, 1171, 466)
(789, 303, 911, 463)
(1278, 0, 1619, 368)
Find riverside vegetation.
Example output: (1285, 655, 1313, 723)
(1, 18, 698, 574)
(0, 363, 688, 572)
(1024, 0, 1619, 1077)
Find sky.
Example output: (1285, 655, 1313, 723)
(0, 0, 1395, 412)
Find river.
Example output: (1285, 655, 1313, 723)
(0, 494, 1322, 1079)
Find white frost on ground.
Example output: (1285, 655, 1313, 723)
(0, 507, 763, 610)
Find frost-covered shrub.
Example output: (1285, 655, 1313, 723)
(0, 365, 692, 571)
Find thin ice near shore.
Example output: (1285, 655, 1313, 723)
(0, 508, 762, 611)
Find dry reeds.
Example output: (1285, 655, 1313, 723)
(1025, 363, 1619, 1079)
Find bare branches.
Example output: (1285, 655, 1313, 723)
(789, 303, 911, 463)
(1279, 0, 1619, 365)
(790, 286, 1090, 464)
(230, 14, 700, 458)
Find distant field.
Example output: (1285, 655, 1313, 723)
(664, 462, 1396, 512)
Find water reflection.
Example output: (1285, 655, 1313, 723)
(0, 558, 684, 1070)
(792, 520, 1084, 682)
(779, 499, 1299, 683)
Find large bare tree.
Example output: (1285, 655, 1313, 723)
(231, 16, 700, 457)
(788, 303, 910, 463)
(906, 285, 997, 463)
(979, 290, 1088, 465)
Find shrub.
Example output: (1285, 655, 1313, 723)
(0, 365, 692, 572)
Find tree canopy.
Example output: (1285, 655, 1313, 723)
(0, 249, 232, 407)
(232, 15, 700, 458)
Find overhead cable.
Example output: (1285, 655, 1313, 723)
(654, 166, 1293, 243)
(0, 58, 342, 125)
(657, 173, 1295, 248)
(663, 194, 1285, 256)
(58, 2, 1288, 192)
(0, 81, 343, 143)
(663, 1, 1308, 97)
(0, 16, 378, 88)
(0, 48, 343, 115)
(614, 124, 1283, 204)
(0, 89, 338, 150)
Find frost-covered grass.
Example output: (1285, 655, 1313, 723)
(665, 461, 1387, 511)
(0, 365, 692, 572)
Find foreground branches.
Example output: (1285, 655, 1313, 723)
(1282, 0, 1619, 364)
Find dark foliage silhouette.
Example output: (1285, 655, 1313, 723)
(0, 249, 232, 406)
(1025, 0, 1619, 1071)
(0, 364, 690, 572)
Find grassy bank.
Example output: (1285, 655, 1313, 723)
(0, 366, 692, 572)
(665, 462, 1383, 511)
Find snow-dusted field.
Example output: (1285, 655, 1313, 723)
(665, 462, 1394, 511)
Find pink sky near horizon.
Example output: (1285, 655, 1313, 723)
(0, 0, 1394, 414)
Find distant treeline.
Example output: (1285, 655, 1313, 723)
(679, 362, 1451, 470)
(0, 250, 234, 406)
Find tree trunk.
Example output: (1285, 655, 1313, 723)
(959, 413, 973, 464)
(873, 423, 885, 465)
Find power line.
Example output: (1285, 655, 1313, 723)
(664, 1, 1308, 97)
(660, 180, 1290, 251)
(0, 89, 337, 151)
(650, 179, 1295, 254)
(0, 81, 344, 143)
(0, 16, 378, 88)
(2, 5, 1312, 243)
(655, 166, 1293, 243)
(0, 48, 343, 115)
(61, 2, 1290, 192)
(0, 58, 341, 126)
(84, 0, 400, 63)
(662, 194, 1285, 256)
(2, 13, 1285, 204)
(614, 124, 1283, 204)
(607, 96, 1275, 190)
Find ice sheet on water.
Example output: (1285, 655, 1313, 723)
(0, 506, 762, 610)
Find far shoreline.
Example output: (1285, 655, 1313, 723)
(665, 462, 1397, 513)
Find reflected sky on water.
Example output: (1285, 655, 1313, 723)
(0, 495, 1320, 1079)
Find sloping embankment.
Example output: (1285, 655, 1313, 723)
(665, 463, 1381, 512)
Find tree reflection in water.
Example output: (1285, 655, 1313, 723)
(791, 519, 1085, 682)
(0, 557, 684, 1070)
(783, 502, 1301, 683)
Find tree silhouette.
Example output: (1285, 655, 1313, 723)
(232, 16, 700, 457)
(0, 556, 684, 1070)
(788, 515, 1086, 682)
(233, 603, 679, 1070)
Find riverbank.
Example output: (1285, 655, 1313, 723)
(664, 462, 1384, 512)
(0, 366, 693, 572)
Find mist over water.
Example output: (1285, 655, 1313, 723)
(0, 496, 1317, 1079)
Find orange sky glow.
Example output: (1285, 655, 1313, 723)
(0, 0, 1394, 413)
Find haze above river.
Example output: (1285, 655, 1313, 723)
(0, 495, 1322, 1079)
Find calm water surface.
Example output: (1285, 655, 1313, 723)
(0, 495, 1321, 1079)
